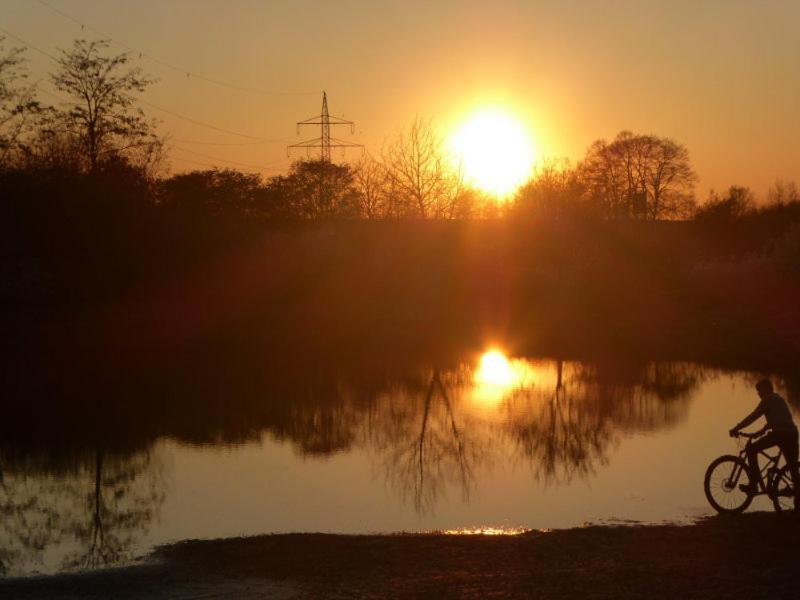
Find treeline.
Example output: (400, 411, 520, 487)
(4, 37, 800, 369)
(2, 35, 797, 224)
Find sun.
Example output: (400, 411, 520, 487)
(448, 109, 535, 198)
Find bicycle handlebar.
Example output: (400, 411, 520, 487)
(732, 431, 762, 439)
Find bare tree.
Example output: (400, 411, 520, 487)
(51, 39, 158, 173)
(767, 180, 800, 206)
(511, 158, 589, 219)
(0, 38, 40, 168)
(352, 153, 390, 218)
(382, 117, 465, 218)
(580, 131, 696, 220)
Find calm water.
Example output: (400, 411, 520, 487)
(0, 353, 791, 576)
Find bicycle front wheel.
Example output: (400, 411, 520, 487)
(704, 455, 753, 514)
(769, 464, 796, 513)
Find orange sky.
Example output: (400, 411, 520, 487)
(5, 0, 800, 198)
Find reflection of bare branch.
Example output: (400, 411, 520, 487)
(0, 475, 63, 576)
(63, 449, 165, 570)
(510, 379, 611, 485)
(377, 370, 484, 514)
(0, 447, 164, 575)
(507, 361, 704, 485)
(439, 377, 473, 498)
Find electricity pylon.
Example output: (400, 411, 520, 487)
(287, 91, 363, 163)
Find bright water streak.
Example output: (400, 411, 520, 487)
(0, 361, 787, 576)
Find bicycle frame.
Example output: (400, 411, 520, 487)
(734, 437, 785, 494)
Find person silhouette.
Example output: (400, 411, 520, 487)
(729, 379, 800, 509)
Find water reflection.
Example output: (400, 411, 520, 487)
(503, 361, 704, 484)
(0, 449, 163, 575)
(368, 357, 702, 509)
(472, 349, 536, 406)
(375, 370, 486, 514)
(0, 351, 771, 575)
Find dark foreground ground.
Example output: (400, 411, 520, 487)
(3, 513, 800, 599)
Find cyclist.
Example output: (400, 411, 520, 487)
(729, 378, 799, 509)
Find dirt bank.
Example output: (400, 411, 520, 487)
(3, 513, 799, 599)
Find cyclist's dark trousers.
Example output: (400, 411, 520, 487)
(747, 429, 800, 506)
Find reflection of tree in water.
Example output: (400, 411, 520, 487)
(62, 450, 164, 569)
(506, 361, 609, 485)
(371, 370, 486, 514)
(0, 469, 63, 576)
(505, 361, 706, 485)
(267, 360, 708, 512)
(0, 448, 164, 575)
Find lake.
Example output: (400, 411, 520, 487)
(0, 350, 793, 576)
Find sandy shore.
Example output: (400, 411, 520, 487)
(3, 513, 800, 599)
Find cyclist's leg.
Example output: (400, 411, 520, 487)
(776, 430, 800, 509)
(746, 432, 780, 491)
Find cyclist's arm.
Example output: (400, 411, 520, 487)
(732, 400, 766, 433)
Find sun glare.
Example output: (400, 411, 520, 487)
(448, 109, 535, 198)
(475, 350, 514, 387)
(472, 349, 536, 406)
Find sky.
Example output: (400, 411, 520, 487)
(3, 0, 800, 198)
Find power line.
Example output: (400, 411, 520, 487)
(29, 82, 69, 103)
(137, 98, 275, 141)
(32, 0, 317, 97)
(170, 154, 284, 175)
(0, 26, 58, 61)
(174, 138, 294, 147)
(30, 82, 282, 173)
(3, 25, 305, 174)
(0, 26, 283, 142)
(171, 145, 287, 170)
(31, 83, 288, 171)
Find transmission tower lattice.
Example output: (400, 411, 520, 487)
(287, 91, 363, 163)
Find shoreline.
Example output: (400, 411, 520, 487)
(3, 513, 800, 599)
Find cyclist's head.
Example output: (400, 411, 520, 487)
(756, 379, 774, 395)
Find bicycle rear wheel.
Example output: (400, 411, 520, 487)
(769, 464, 796, 513)
(704, 455, 753, 514)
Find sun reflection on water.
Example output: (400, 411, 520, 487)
(441, 526, 536, 536)
(472, 349, 536, 406)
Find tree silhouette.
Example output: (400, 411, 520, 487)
(160, 168, 263, 216)
(382, 117, 466, 218)
(580, 131, 696, 220)
(268, 160, 360, 219)
(767, 180, 800, 206)
(695, 186, 754, 222)
(512, 159, 590, 219)
(352, 153, 391, 218)
(51, 39, 158, 173)
(0, 37, 40, 168)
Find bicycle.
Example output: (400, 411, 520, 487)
(704, 431, 796, 514)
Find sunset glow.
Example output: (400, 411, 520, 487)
(6, 0, 800, 593)
(472, 349, 536, 406)
(448, 110, 535, 198)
